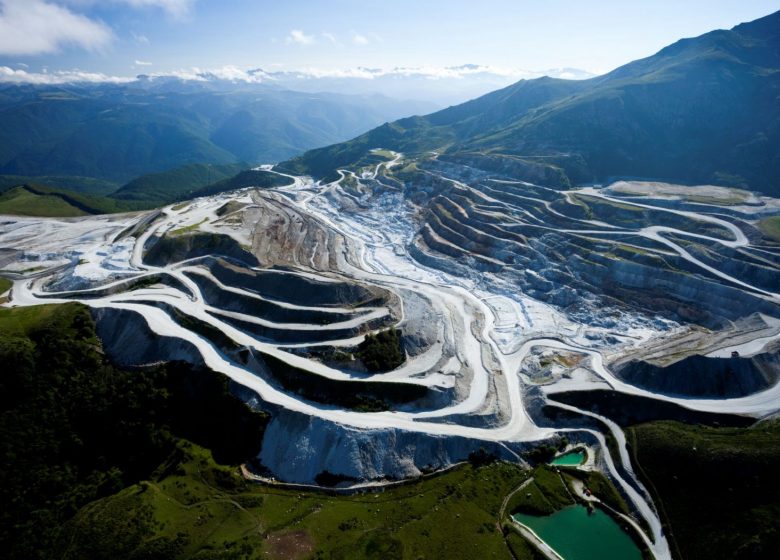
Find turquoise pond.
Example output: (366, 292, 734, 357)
(550, 450, 586, 466)
(513, 505, 643, 560)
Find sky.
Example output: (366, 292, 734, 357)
(0, 0, 778, 82)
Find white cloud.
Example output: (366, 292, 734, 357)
(351, 32, 369, 45)
(0, 65, 134, 84)
(193, 65, 266, 82)
(0, 0, 113, 56)
(0, 64, 598, 86)
(286, 29, 314, 46)
(137, 65, 267, 83)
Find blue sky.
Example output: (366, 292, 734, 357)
(1, 0, 778, 80)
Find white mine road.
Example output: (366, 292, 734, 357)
(3, 160, 780, 560)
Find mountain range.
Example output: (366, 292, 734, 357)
(282, 10, 780, 196)
(0, 82, 435, 184)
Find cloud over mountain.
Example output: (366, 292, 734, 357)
(0, 0, 113, 55)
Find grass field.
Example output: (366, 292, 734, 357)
(505, 465, 574, 516)
(370, 149, 397, 159)
(60, 445, 533, 560)
(0, 302, 87, 337)
(628, 421, 780, 560)
(505, 531, 546, 560)
(758, 216, 780, 242)
(0, 186, 88, 217)
(171, 218, 208, 236)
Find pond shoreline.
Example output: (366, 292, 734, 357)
(513, 503, 645, 560)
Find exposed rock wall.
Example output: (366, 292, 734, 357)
(92, 307, 204, 367)
(614, 347, 780, 398)
(257, 407, 518, 484)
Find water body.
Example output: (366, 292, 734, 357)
(513, 505, 642, 560)
(550, 450, 585, 466)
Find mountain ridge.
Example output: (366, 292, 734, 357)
(281, 10, 780, 195)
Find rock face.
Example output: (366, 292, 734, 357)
(92, 307, 203, 367)
(91, 307, 497, 485)
(144, 232, 258, 267)
(548, 390, 757, 428)
(249, 192, 362, 272)
(257, 407, 516, 484)
(614, 347, 780, 398)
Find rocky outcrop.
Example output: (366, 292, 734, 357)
(614, 347, 780, 398)
(92, 307, 203, 367)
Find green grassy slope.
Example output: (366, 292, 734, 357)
(0, 185, 88, 216)
(60, 449, 531, 560)
(758, 216, 780, 242)
(628, 421, 780, 560)
(190, 169, 294, 197)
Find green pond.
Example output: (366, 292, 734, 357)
(550, 450, 585, 466)
(513, 505, 642, 560)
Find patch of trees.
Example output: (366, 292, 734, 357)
(525, 437, 568, 463)
(358, 328, 404, 372)
(0, 303, 267, 559)
(468, 448, 499, 467)
(630, 421, 780, 560)
(315, 470, 358, 487)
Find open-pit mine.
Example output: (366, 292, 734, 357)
(2, 152, 780, 560)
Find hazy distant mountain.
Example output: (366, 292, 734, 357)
(0, 81, 436, 183)
(282, 11, 780, 195)
(250, 65, 596, 106)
